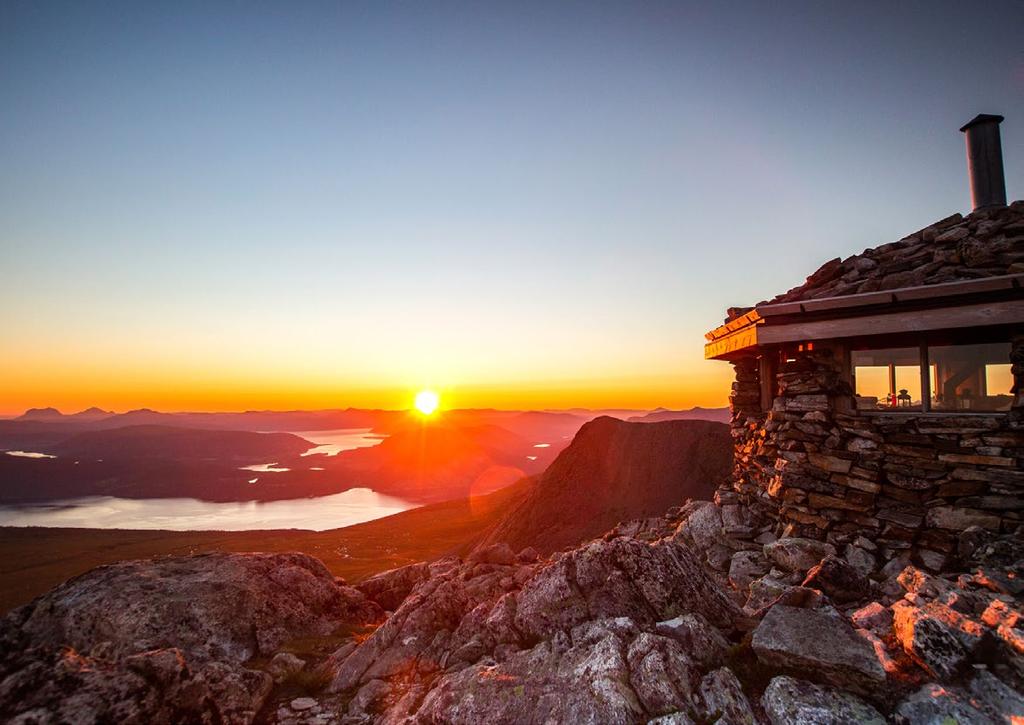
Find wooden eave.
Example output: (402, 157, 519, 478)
(704, 273, 1024, 360)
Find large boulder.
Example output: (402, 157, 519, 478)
(11, 552, 380, 664)
(329, 534, 745, 722)
(356, 561, 430, 611)
(513, 537, 743, 640)
(729, 550, 770, 594)
(328, 555, 515, 693)
(894, 682, 998, 723)
(801, 555, 871, 603)
(676, 501, 724, 551)
(654, 613, 730, 668)
(751, 605, 886, 691)
(969, 670, 1024, 722)
(414, 618, 698, 724)
(0, 552, 383, 724)
(891, 600, 968, 680)
(761, 676, 885, 725)
(764, 538, 836, 574)
(697, 667, 755, 724)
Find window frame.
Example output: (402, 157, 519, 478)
(845, 329, 1014, 416)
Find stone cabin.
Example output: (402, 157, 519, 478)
(704, 115, 1024, 571)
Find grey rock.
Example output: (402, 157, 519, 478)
(706, 543, 734, 571)
(413, 617, 665, 724)
(850, 602, 893, 638)
(0, 552, 381, 725)
(745, 574, 791, 612)
(329, 535, 742, 699)
(969, 670, 1024, 723)
(469, 542, 517, 567)
(347, 678, 391, 716)
(762, 676, 885, 724)
(891, 599, 968, 680)
(654, 613, 730, 668)
(698, 667, 756, 725)
(513, 537, 743, 642)
(729, 550, 770, 594)
(801, 555, 870, 603)
(517, 546, 540, 563)
(752, 605, 886, 690)
(647, 714, 696, 725)
(290, 697, 318, 711)
(894, 682, 997, 724)
(677, 501, 723, 550)
(844, 544, 877, 578)
(356, 561, 430, 611)
(764, 538, 837, 573)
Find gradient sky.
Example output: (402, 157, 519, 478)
(2, 1, 1022, 414)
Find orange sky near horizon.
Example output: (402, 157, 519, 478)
(0, 300, 735, 415)
(0, 363, 734, 416)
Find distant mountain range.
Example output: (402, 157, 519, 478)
(7, 405, 729, 429)
(0, 405, 731, 506)
(627, 406, 731, 424)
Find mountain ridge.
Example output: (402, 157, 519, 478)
(475, 416, 731, 554)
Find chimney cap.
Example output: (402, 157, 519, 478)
(960, 114, 1005, 133)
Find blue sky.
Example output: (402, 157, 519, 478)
(1, 1, 1022, 412)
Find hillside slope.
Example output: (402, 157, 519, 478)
(476, 416, 731, 554)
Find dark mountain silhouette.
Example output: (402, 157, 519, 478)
(68, 407, 115, 422)
(476, 416, 731, 554)
(49, 425, 315, 462)
(627, 406, 731, 424)
(16, 407, 65, 422)
(0, 419, 556, 504)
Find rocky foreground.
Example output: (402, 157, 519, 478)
(1, 495, 1023, 723)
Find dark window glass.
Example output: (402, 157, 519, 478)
(928, 343, 1012, 412)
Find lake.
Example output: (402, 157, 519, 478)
(0, 488, 416, 531)
(295, 427, 385, 456)
(0, 427, 405, 531)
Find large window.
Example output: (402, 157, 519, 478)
(929, 343, 1013, 412)
(852, 348, 924, 410)
(851, 342, 1012, 413)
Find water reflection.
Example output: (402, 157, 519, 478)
(0, 489, 417, 532)
(240, 463, 291, 472)
(294, 428, 385, 456)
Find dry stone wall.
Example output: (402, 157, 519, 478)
(728, 340, 1024, 571)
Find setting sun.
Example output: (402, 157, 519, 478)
(414, 390, 440, 415)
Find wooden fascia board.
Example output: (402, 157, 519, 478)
(756, 300, 1024, 346)
(704, 323, 760, 359)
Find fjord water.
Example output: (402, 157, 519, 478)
(0, 488, 415, 531)
(0, 428, 408, 531)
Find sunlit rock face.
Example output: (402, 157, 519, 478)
(0, 552, 383, 724)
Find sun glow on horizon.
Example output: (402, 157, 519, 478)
(414, 390, 440, 416)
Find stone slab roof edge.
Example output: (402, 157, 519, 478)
(704, 273, 1023, 343)
(705, 200, 1024, 342)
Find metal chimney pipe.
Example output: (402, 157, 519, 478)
(960, 114, 1007, 212)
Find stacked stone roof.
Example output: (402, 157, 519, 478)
(765, 200, 1024, 306)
